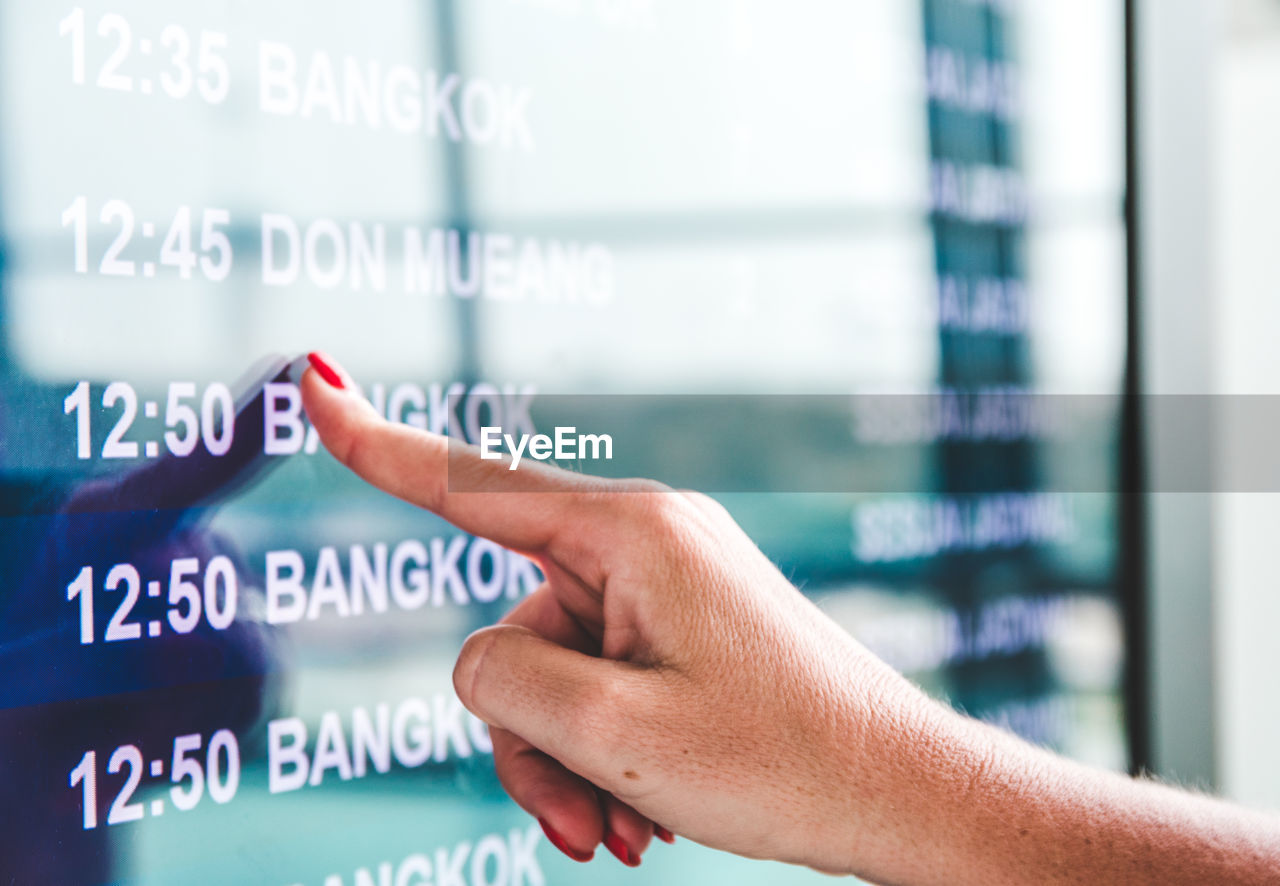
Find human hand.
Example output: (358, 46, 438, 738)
(300, 352, 970, 879)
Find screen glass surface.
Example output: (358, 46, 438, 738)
(0, 1, 1129, 882)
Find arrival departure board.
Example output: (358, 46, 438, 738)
(0, 1, 1130, 883)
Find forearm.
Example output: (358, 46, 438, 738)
(965, 733, 1280, 886)
(841, 684, 1280, 886)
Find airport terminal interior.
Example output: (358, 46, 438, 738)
(1, 0, 1278, 882)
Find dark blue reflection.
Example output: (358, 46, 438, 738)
(0, 359, 294, 882)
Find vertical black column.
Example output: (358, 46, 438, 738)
(922, 0, 1048, 732)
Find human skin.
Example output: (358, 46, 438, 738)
(301, 353, 1280, 884)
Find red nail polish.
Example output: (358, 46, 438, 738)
(538, 818, 594, 863)
(655, 825, 676, 844)
(604, 831, 640, 867)
(308, 351, 344, 390)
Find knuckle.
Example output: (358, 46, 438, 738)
(623, 480, 689, 525)
(576, 477, 685, 533)
(582, 477, 665, 506)
(684, 490, 730, 520)
(621, 477, 673, 496)
(560, 669, 632, 746)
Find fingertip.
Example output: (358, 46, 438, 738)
(299, 354, 386, 466)
(307, 351, 345, 389)
(299, 351, 366, 412)
(299, 361, 347, 415)
(602, 796, 653, 867)
(604, 830, 642, 867)
(538, 818, 595, 863)
(525, 785, 606, 859)
(299, 368, 338, 423)
(490, 731, 606, 862)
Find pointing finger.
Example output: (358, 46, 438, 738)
(301, 352, 609, 557)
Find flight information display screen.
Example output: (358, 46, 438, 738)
(0, 0, 1129, 882)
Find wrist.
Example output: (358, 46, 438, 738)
(818, 660, 1009, 883)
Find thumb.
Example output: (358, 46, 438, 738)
(454, 624, 653, 788)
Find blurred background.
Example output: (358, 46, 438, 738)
(1157, 0, 1280, 808)
(0, 0, 1274, 882)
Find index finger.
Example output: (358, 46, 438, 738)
(300, 353, 608, 556)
